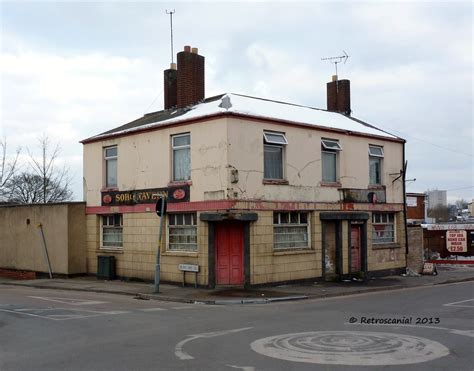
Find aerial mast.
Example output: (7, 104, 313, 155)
(166, 9, 175, 64)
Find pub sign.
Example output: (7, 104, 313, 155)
(101, 185, 189, 206)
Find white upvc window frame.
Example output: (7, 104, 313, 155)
(104, 146, 118, 188)
(273, 211, 311, 250)
(263, 131, 287, 180)
(321, 138, 342, 183)
(369, 145, 384, 185)
(171, 133, 191, 182)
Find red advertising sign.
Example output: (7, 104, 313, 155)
(446, 230, 467, 253)
(101, 185, 190, 206)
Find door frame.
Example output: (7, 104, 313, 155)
(320, 212, 369, 280)
(214, 221, 244, 286)
(348, 220, 368, 276)
(200, 212, 257, 289)
(349, 223, 362, 274)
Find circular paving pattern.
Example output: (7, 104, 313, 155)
(250, 331, 449, 366)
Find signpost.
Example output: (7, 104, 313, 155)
(422, 262, 438, 275)
(446, 230, 467, 253)
(178, 264, 199, 288)
(154, 197, 167, 293)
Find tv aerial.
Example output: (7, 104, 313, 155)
(166, 9, 175, 64)
(321, 50, 350, 76)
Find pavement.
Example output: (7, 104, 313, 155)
(1, 265, 473, 305)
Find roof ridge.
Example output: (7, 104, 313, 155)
(229, 92, 328, 113)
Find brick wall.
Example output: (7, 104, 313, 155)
(327, 79, 351, 115)
(407, 225, 423, 273)
(177, 48, 205, 108)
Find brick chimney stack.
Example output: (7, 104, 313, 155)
(176, 45, 205, 108)
(163, 63, 177, 110)
(327, 75, 351, 116)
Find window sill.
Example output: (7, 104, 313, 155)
(368, 184, 385, 190)
(101, 187, 119, 192)
(273, 248, 314, 255)
(168, 180, 192, 187)
(320, 181, 341, 188)
(97, 248, 124, 254)
(162, 250, 198, 257)
(372, 243, 400, 250)
(263, 179, 289, 185)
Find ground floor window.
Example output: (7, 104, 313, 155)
(102, 214, 123, 248)
(372, 213, 395, 243)
(273, 211, 309, 249)
(168, 213, 197, 252)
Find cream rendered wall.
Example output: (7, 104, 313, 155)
(83, 118, 229, 206)
(0, 203, 86, 275)
(226, 117, 404, 204)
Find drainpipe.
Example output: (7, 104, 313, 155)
(402, 142, 409, 260)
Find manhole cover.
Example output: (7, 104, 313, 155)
(250, 331, 449, 365)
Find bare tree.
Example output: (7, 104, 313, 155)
(0, 138, 21, 201)
(8, 135, 73, 204)
(7, 173, 43, 204)
(427, 205, 449, 223)
(455, 199, 468, 210)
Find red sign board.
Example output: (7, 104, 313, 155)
(446, 230, 467, 253)
(101, 185, 189, 206)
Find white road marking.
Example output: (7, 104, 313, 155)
(346, 322, 474, 338)
(171, 306, 196, 310)
(0, 308, 54, 320)
(226, 365, 255, 371)
(175, 327, 253, 360)
(140, 308, 167, 312)
(0, 307, 129, 321)
(28, 296, 108, 306)
(444, 298, 474, 308)
(250, 331, 449, 366)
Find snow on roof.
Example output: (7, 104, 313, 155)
(85, 93, 402, 142)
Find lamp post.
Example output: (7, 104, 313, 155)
(154, 197, 167, 293)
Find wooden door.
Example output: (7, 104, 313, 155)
(215, 221, 244, 285)
(351, 225, 362, 272)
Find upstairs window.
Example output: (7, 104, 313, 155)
(369, 145, 384, 185)
(102, 214, 123, 248)
(104, 146, 117, 188)
(172, 133, 191, 181)
(264, 132, 287, 180)
(321, 139, 342, 183)
(273, 211, 309, 249)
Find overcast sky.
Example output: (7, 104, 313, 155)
(1, 0, 472, 203)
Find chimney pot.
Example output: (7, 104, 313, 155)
(191, 47, 198, 54)
(332, 75, 338, 82)
(170, 62, 177, 70)
(184, 45, 191, 52)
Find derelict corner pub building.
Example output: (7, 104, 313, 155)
(82, 45, 407, 288)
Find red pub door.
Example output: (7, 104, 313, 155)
(215, 221, 244, 285)
(351, 225, 362, 272)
